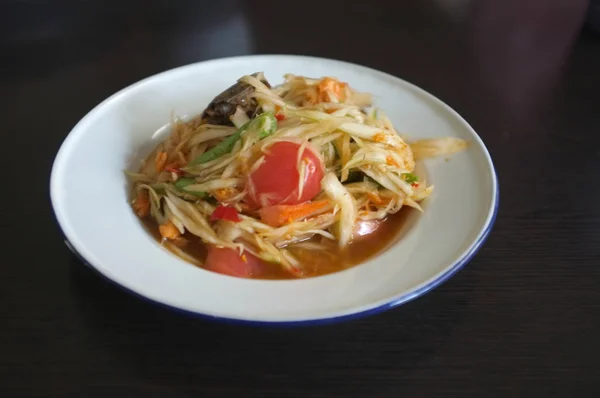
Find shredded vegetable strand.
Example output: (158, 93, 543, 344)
(321, 172, 357, 247)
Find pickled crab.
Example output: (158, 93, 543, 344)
(201, 72, 271, 125)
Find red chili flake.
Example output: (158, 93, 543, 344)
(291, 266, 302, 276)
(165, 165, 185, 175)
(275, 113, 286, 121)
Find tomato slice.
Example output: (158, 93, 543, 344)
(247, 141, 324, 207)
(210, 205, 240, 222)
(204, 247, 265, 278)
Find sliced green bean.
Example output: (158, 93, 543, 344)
(189, 112, 277, 165)
(174, 178, 207, 198)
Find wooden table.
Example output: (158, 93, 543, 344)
(2, 1, 599, 396)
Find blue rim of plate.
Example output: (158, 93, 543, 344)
(60, 172, 499, 327)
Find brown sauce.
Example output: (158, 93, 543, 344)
(142, 207, 417, 279)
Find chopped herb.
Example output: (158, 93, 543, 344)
(401, 173, 419, 184)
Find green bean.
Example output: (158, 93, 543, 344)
(189, 112, 277, 165)
(174, 178, 207, 198)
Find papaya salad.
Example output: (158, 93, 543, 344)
(127, 73, 467, 279)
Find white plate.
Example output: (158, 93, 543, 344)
(50, 55, 498, 324)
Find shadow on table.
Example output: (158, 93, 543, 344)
(68, 255, 473, 396)
(242, 0, 587, 134)
(0, 0, 249, 81)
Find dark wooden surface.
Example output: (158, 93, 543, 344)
(2, 0, 600, 396)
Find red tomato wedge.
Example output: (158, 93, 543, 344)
(247, 141, 324, 207)
(210, 205, 240, 222)
(204, 247, 265, 278)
